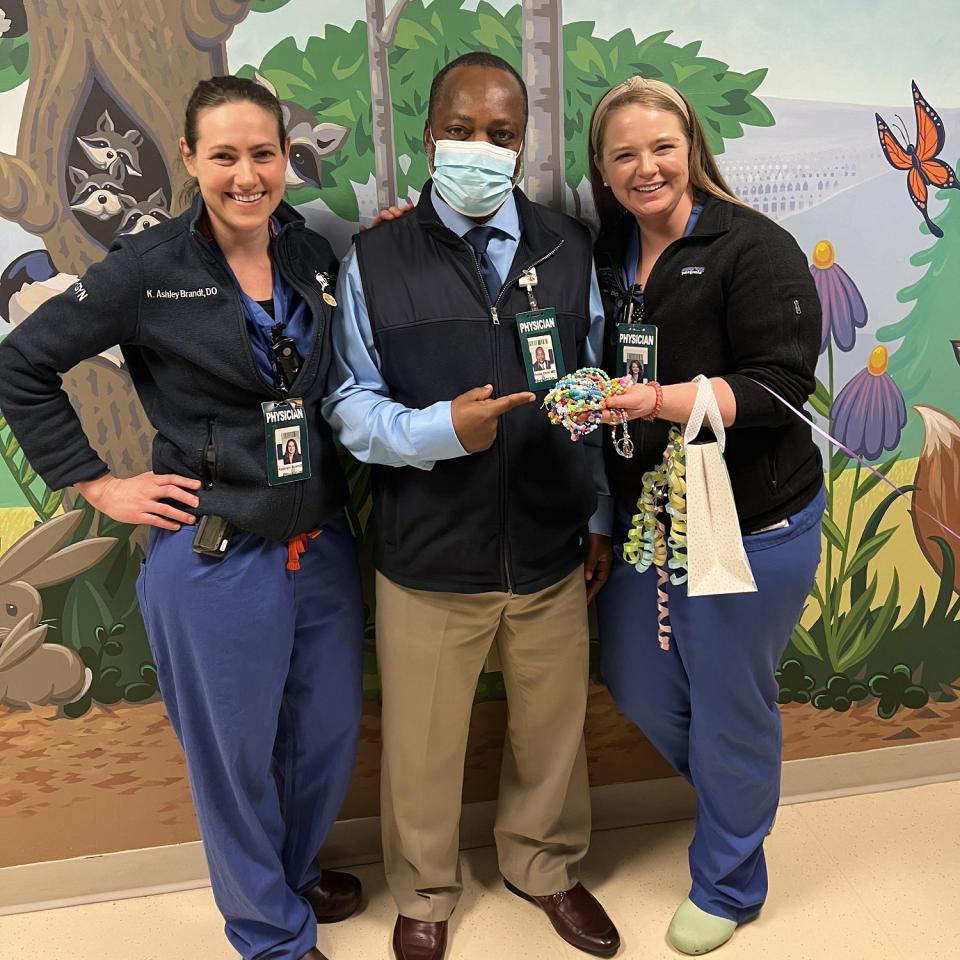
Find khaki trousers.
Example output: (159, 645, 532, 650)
(376, 567, 592, 921)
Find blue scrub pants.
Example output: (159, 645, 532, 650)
(596, 488, 824, 923)
(136, 512, 363, 960)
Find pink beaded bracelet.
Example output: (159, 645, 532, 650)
(641, 381, 663, 422)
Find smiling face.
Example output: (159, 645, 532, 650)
(286, 439, 298, 457)
(423, 64, 525, 176)
(180, 100, 289, 245)
(595, 104, 693, 232)
(535, 347, 546, 363)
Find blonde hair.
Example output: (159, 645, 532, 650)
(588, 76, 746, 228)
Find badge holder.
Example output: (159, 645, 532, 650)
(263, 398, 312, 486)
(617, 320, 658, 384)
(516, 268, 565, 392)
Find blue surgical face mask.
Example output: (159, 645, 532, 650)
(429, 132, 522, 218)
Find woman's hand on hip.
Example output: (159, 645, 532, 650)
(74, 472, 202, 530)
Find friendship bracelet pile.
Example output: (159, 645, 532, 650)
(622, 426, 689, 650)
(542, 367, 635, 458)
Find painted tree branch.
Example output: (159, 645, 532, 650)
(366, 0, 412, 209)
(522, 0, 565, 211)
(0, 0, 255, 273)
(378, 0, 410, 46)
(181, 0, 257, 41)
(0, 150, 49, 229)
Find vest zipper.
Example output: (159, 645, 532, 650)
(191, 230, 284, 399)
(192, 229, 303, 541)
(492, 241, 564, 316)
(203, 419, 216, 489)
(461, 236, 501, 324)
(492, 239, 564, 593)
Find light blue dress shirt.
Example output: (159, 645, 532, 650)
(322, 184, 613, 535)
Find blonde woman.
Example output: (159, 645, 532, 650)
(590, 77, 824, 955)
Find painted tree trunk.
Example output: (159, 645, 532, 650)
(521, 0, 565, 211)
(0, 0, 255, 275)
(366, 0, 410, 209)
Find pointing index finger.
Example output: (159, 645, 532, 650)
(488, 391, 536, 416)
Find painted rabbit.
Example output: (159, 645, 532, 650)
(0, 510, 116, 707)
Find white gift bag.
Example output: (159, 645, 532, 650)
(683, 375, 757, 596)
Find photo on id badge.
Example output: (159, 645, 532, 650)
(622, 348, 648, 384)
(529, 338, 557, 383)
(276, 428, 304, 477)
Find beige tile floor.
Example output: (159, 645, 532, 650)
(2, 780, 958, 960)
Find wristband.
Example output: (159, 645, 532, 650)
(641, 381, 663, 421)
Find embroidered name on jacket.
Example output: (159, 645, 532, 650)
(681, 266, 705, 276)
(145, 286, 219, 300)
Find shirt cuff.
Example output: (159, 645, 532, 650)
(408, 400, 469, 463)
(588, 494, 614, 537)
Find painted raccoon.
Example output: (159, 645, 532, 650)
(68, 162, 134, 222)
(76, 109, 144, 178)
(115, 189, 171, 236)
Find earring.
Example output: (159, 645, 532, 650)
(603, 181, 609, 187)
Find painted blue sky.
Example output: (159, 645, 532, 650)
(228, 0, 959, 108)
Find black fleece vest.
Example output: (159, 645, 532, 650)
(354, 185, 596, 594)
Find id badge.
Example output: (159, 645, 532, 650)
(262, 398, 312, 485)
(517, 308, 566, 391)
(617, 323, 658, 383)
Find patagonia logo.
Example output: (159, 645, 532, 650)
(681, 266, 705, 276)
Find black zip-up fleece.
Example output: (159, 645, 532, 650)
(596, 195, 823, 532)
(354, 184, 596, 594)
(0, 195, 347, 541)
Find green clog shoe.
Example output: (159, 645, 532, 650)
(667, 898, 738, 955)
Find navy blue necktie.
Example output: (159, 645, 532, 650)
(465, 226, 503, 302)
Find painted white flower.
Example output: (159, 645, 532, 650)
(9, 275, 120, 365)
(0, 10, 10, 37)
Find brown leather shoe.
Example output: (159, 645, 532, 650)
(504, 879, 620, 957)
(299, 949, 329, 960)
(302, 870, 362, 923)
(392, 915, 448, 960)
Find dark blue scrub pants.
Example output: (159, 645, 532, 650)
(137, 512, 363, 960)
(597, 487, 824, 923)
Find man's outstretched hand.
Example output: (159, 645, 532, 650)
(452, 384, 535, 453)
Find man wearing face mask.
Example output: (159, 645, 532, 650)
(323, 52, 618, 960)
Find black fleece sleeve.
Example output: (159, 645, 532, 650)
(719, 222, 820, 429)
(0, 243, 142, 489)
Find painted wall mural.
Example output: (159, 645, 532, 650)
(0, 0, 957, 869)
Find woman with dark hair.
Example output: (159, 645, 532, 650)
(589, 76, 824, 954)
(626, 358, 644, 384)
(0, 76, 363, 960)
(285, 437, 303, 463)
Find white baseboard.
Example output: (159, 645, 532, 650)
(3, 738, 958, 916)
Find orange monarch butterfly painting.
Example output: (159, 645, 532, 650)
(876, 82, 960, 238)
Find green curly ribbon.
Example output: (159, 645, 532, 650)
(623, 425, 688, 586)
(622, 426, 688, 650)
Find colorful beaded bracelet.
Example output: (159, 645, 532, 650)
(542, 367, 635, 457)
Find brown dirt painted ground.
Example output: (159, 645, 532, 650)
(3, 685, 959, 868)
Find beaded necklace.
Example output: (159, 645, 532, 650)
(542, 367, 635, 458)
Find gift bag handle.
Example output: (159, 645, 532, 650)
(683, 374, 726, 452)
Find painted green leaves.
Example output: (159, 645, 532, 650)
(0, 31, 29, 94)
(239, 1, 775, 220)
